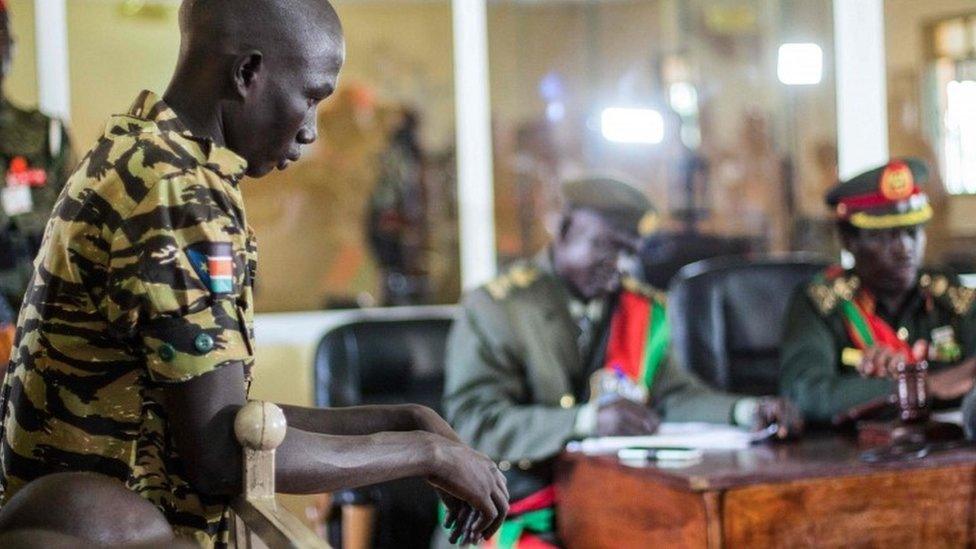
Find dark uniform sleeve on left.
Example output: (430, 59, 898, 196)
(649, 356, 741, 424)
(443, 288, 580, 463)
(779, 287, 892, 423)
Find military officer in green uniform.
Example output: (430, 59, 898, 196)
(443, 176, 802, 548)
(780, 158, 976, 424)
(0, 1, 507, 546)
(0, 1, 74, 312)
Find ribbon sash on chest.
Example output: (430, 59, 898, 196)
(603, 291, 669, 390)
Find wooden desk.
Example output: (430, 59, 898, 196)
(555, 436, 976, 548)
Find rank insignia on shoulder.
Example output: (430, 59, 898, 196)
(186, 242, 234, 294)
(947, 286, 976, 316)
(808, 267, 859, 315)
(485, 263, 539, 300)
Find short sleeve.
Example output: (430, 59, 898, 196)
(100, 173, 253, 383)
(141, 300, 252, 382)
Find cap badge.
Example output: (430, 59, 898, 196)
(880, 161, 914, 201)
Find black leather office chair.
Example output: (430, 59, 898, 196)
(638, 230, 763, 289)
(667, 255, 828, 396)
(313, 307, 457, 549)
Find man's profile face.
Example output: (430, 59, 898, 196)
(553, 209, 636, 301)
(229, 37, 344, 178)
(846, 225, 926, 294)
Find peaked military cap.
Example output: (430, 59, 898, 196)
(562, 175, 658, 236)
(827, 158, 932, 230)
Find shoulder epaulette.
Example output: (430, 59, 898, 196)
(484, 263, 541, 300)
(806, 267, 860, 316)
(920, 272, 976, 316)
(621, 277, 666, 305)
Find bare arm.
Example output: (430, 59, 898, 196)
(275, 428, 439, 494)
(162, 364, 507, 542)
(279, 403, 461, 442)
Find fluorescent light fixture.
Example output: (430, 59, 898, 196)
(777, 43, 823, 85)
(546, 101, 565, 122)
(601, 107, 664, 144)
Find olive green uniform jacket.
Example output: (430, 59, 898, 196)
(780, 269, 976, 424)
(443, 254, 741, 498)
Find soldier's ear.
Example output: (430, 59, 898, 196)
(232, 50, 264, 99)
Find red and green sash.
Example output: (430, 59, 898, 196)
(826, 269, 912, 357)
(483, 487, 558, 549)
(603, 290, 669, 390)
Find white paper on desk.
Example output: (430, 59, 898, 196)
(566, 422, 758, 455)
(932, 409, 963, 426)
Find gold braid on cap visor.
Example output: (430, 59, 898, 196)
(848, 204, 933, 230)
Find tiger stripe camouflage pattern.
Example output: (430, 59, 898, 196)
(0, 90, 257, 546)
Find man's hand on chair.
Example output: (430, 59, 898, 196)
(406, 405, 504, 544)
(424, 434, 509, 545)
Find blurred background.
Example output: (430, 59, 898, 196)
(18, 0, 976, 541)
(20, 0, 976, 314)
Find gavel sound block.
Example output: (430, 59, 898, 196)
(857, 360, 964, 447)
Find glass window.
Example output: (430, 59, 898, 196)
(930, 15, 976, 196)
(487, 0, 837, 262)
(60, 0, 460, 312)
(943, 76, 976, 194)
(242, 1, 458, 311)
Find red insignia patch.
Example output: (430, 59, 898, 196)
(6, 156, 47, 188)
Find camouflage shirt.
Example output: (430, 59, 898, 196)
(0, 99, 74, 311)
(0, 91, 257, 546)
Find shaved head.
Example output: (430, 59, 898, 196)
(165, 0, 345, 177)
(178, 0, 343, 58)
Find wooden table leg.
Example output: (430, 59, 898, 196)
(342, 504, 376, 549)
(703, 491, 724, 549)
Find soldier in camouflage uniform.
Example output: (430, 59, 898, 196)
(0, 1, 74, 312)
(0, 0, 507, 546)
(780, 158, 976, 424)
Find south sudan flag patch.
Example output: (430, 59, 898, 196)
(186, 242, 234, 294)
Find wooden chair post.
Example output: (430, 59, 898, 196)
(230, 400, 330, 548)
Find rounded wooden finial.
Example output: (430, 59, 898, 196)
(234, 401, 288, 450)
